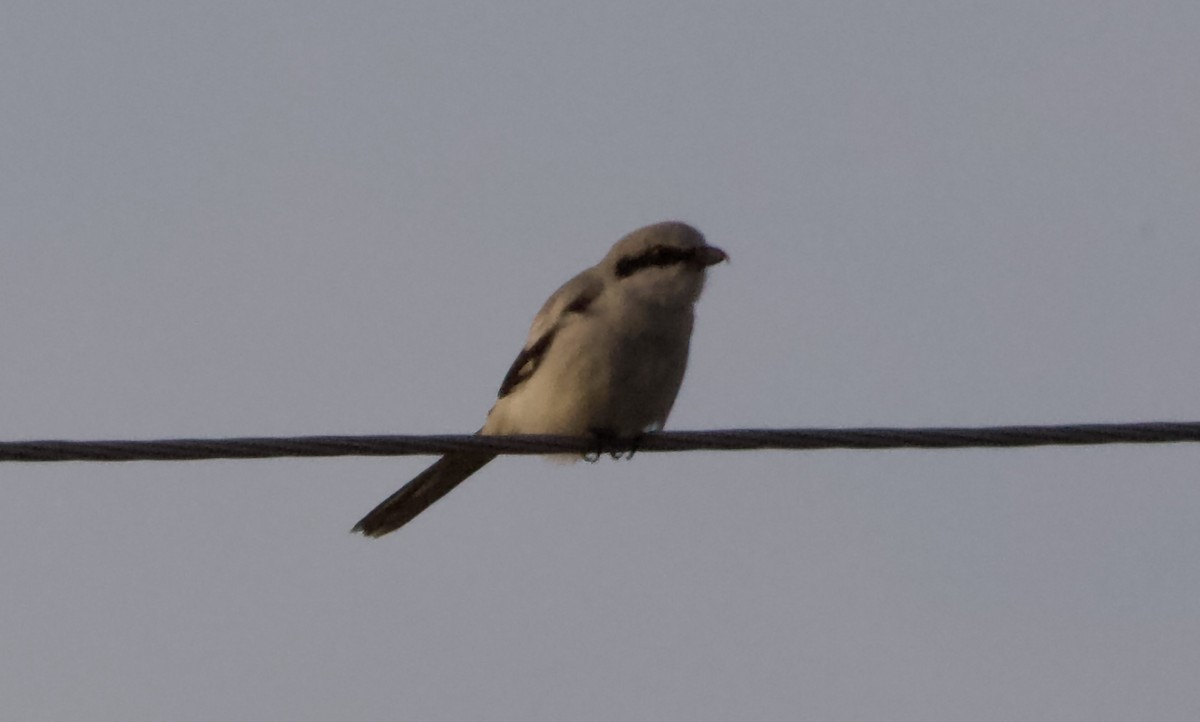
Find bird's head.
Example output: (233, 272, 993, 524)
(602, 221, 728, 305)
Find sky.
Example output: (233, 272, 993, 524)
(2, 1, 1199, 720)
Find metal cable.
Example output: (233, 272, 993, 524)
(2, 422, 1199, 462)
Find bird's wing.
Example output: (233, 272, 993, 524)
(495, 269, 603, 400)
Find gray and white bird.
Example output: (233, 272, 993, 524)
(352, 221, 727, 537)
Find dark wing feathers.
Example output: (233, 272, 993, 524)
(496, 327, 557, 399)
(495, 281, 599, 399)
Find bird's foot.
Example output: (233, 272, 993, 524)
(620, 434, 641, 460)
(584, 428, 639, 462)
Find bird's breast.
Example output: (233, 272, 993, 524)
(484, 303, 693, 437)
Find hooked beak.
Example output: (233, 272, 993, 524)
(694, 245, 728, 268)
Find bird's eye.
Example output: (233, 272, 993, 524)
(615, 244, 694, 278)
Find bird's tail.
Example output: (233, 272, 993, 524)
(352, 452, 496, 538)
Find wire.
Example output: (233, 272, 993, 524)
(2, 422, 1199, 462)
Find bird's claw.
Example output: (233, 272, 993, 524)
(617, 434, 642, 461)
(585, 429, 640, 462)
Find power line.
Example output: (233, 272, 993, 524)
(2, 422, 1199, 462)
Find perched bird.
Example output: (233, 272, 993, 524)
(352, 221, 727, 537)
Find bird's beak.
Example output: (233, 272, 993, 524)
(695, 245, 728, 268)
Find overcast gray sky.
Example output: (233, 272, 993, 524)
(3, 1, 1199, 720)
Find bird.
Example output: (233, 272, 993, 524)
(352, 221, 727, 537)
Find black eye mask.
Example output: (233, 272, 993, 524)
(614, 245, 697, 278)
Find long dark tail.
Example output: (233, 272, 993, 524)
(352, 452, 496, 537)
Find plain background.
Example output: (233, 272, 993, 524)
(3, 2, 1199, 720)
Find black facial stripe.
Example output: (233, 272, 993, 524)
(614, 245, 696, 279)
